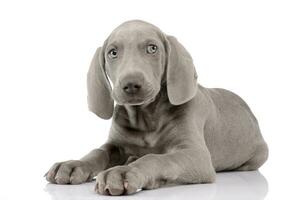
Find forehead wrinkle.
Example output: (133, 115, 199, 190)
(108, 21, 164, 45)
(110, 29, 160, 42)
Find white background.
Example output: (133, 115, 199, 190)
(0, 0, 299, 199)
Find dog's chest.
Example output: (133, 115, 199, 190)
(122, 125, 166, 147)
(141, 131, 161, 148)
(112, 100, 176, 154)
(122, 131, 165, 156)
(113, 119, 172, 156)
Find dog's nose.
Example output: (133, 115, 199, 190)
(123, 82, 142, 94)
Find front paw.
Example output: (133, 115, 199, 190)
(45, 160, 93, 184)
(95, 166, 145, 195)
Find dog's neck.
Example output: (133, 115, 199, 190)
(114, 84, 171, 132)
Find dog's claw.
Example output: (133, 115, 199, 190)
(94, 182, 99, 193)
(124, 181, 129, 189)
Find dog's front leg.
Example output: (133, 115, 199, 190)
(95, 147, 216, 195)
(45, 143, 126, 184)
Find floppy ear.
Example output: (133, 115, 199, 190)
(166, 36, 198, 105)
(87, 47, 114, 119)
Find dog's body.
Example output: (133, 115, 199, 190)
(46, 20, 268, 195)
(110, 85, 267, 172)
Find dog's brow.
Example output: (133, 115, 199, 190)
(106, 41, 121, 52)
(143, 38, 160, 45)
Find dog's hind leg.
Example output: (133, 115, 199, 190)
(235, 142, 269, 171)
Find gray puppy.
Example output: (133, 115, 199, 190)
(45, 20, 268, 196)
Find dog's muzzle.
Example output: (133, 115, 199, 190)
(113, 72, 157, 105)
(120, 74, 144, 96)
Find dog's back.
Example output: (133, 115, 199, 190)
(199, 87, 268, 171)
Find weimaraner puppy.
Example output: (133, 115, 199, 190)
(45, 20, 268, 195)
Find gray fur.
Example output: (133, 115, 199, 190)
(45, 20, 268, 196)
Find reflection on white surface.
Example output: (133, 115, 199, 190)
(45, 171, 268, 200)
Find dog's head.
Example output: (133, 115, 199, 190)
(87, 20, 198, 119)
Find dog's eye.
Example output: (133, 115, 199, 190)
(146, 44, 158, 54)
(108, 49, 118, 59)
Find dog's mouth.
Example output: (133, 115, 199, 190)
(112, 88, 158, 106)
(125, 96, 156, 105)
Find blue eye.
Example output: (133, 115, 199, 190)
(108, 49, 118, 59)
(147, 44, 158, 54)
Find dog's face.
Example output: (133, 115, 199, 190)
(104, 22, 166, 105)
(87, 20, 198, 119)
